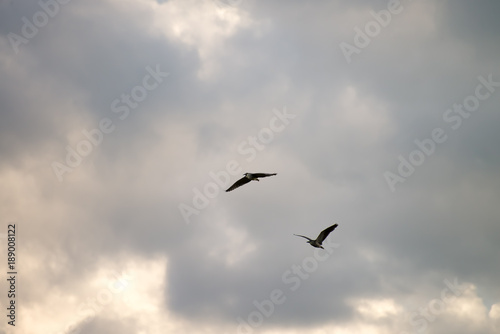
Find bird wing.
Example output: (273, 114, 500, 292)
(252, 173, 277, 178)
(225, 176, 251, 192)
(294, 234, 312, 242)
(316, 224, 338, 244)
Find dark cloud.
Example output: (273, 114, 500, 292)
(1, 0, 499, 333)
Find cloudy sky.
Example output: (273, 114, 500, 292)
(1, 0, 500, 333)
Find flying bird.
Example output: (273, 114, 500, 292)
(294, 224, 338, 249)
(225, 173, 277, 192)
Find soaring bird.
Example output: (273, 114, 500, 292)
(225, 173, 277, 192)
(294, 224, 338, 249)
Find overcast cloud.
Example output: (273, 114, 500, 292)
(1, 0, 499, 333)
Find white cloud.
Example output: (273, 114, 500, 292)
(147, 0, 261, 80)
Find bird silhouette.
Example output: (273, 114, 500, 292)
(294, 224, 339, 249)
(225, 173, 277, 192)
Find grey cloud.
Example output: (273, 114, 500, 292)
(2, 0, 500, 333)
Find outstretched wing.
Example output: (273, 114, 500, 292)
(294, 234, 313, 242)
(252, 173, 277, 178)
(225, 176, 251, 192)
(316, 224, 338, 244)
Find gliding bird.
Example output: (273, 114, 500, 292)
(294, 224, 338, 249)
(225, 173, 277, 192)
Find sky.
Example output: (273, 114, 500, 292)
(0, 0, 500, 333)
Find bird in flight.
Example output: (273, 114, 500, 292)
(294, 224, 338, 249)
(225, 173, 277, 192)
